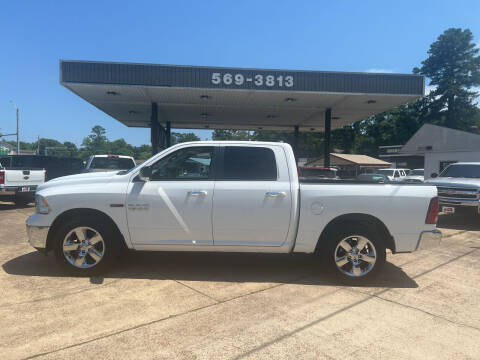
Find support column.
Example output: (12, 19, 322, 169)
(151, 102, 159, 155)
(166, 121, 171, 148)
(324, 108, 332, 168)
(293, 125, 299, 160)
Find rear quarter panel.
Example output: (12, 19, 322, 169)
(294, 183, 438, 253)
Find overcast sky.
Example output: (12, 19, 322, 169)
(1, 0, 479, 146)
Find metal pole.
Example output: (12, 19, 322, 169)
(293, 125, 299, 160)
(166, 121, 171, 148)
(151, 103, 159, 156)
(16, 107, 19, 155)
(324, 108, 331, 168)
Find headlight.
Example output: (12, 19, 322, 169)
(35, 195, 50, 214)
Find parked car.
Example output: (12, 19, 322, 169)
(27, 141, 441, 283)
(425, 162, 480, 215)
(377, 168, 409, 182)
(0, 155, 84, 180)
(84, 155, 136, 173)
(403, 169, 424, 183)
(0, 160, 46, 205)
(298, 167, 339, 180)
(356, 173, 390, 183)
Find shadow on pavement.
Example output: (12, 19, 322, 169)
(3, 250, 418, 289)
(0, 200, 34, 210)
(437, 213, 480, 231)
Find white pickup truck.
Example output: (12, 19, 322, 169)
(0, 161, 46, 205)
(26, 142, 441, 283)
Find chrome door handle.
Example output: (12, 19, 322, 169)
(188, 191, 207, 197)
(265, 191, 286, 198)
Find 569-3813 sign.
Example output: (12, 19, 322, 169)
(211, 73, 294, 88)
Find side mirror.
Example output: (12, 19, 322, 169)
(430, 173, 438, 178)
(138, 166, 152, 181)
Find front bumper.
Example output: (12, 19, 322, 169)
(416, 230, 442, 250)
(26, 224, 50, 252)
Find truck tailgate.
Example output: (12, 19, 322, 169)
(4, 169, 45, 187)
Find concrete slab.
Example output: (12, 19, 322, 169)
(1, 201, 480, 359)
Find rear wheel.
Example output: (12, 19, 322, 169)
(53, 217, 120, 275)
(322, 223, 386, 284)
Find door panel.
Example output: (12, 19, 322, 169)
(213, 181, 292, 246)
(127, 181, 214, 245)
(127, 146, 215, 246)
(212, 146, 292, 247)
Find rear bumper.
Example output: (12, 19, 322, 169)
(0, 187, 15, 195)
(0, 186, 37, 196)
(26, 223, 50, 252)
(416, 230, 442, 250)
(439, 197, 478, 207)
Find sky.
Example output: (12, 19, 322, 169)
(0, 0, 479, 147)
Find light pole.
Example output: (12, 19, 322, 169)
(9, 100, 19, 155)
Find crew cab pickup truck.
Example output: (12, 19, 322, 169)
(426, 162, 480, 215)
(0, 161, 46, 205)
(26, 142, 441, 283)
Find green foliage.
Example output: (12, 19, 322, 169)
(171, 132, 200, 144)
(212, 129, 250, 140)
(413, 28, 480, 131)
(81, 125, 108, 155)
(252, 130, 324, 158)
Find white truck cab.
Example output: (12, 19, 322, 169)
(378, 168, 409, 182)
(26, 142, 441, 283)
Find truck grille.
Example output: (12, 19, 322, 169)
(437, 187, 479, 200)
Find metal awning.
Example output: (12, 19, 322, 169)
(60, 60, 424, 133)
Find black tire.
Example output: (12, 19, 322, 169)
(53, 216, 120, 276)
(320, 222, 386, 285)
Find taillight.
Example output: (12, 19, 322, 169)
(425, 197, 439, 224)
(0, 171, 4, 185)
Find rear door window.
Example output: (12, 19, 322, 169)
(220, 146, 277, 180)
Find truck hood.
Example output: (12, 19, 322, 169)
(424, 177, 480, 188)
(38, 171, 120, 191)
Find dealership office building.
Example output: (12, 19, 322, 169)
(60, 60, 424, 166)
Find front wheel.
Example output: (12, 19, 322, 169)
(323, 223, 386, 284)
(53, 217, 119, 275)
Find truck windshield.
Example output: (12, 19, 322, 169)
(90, 157, 135, 170)
(440, 164, 480, 178)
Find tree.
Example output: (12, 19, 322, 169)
(171, 132, 200, 144)
(413, 28, 480, 130)
(212, 129, 250, 140)
(133, 144, 152, 160)
(63, 141, 79, 157)
(81, 125, 108, 155)
(107, 138, 134, 156)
